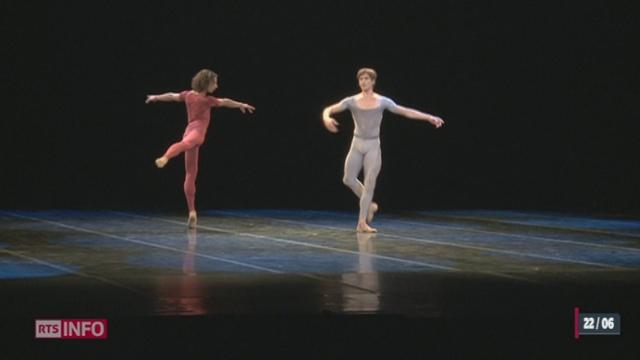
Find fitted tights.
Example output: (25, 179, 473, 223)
(162, 131, 205, 213)
(342, 137, 381, 223)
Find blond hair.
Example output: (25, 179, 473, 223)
(191, 69, 218, 92)
(356, 68, 377, 81)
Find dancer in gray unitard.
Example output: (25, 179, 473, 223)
(322, 68, 444, 232)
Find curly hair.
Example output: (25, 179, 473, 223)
(191, 69, 218, 92)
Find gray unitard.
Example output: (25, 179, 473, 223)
(336, 95, 398, 222)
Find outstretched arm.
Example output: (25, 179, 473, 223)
(217, 98, 255, 114)
(390, 105, 444, 128)
(146, 93, 181, 103)
(322, 101, 348, 133)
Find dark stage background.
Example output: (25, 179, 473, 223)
(3, 1, 639, 213)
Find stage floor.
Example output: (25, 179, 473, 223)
(1, 209, 639, 356)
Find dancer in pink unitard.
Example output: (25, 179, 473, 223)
(146, 69, 255, 228)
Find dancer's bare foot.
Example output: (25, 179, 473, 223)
(187, 211, 197, 229)
(367, 202, 379, 223)
(155, 156, 168, 168)
(356, 221, 377, 233)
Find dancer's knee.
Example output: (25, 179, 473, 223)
(343, 174, 357, 187)
(363, 177, 377, 190)
(184, 136, 204, 148)
(184, 184, 196, 196)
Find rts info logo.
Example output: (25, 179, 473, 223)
(35, 319, 108, 339)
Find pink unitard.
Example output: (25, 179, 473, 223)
(162, 90, 221, 212)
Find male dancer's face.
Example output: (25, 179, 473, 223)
(358, 74, 375, 92)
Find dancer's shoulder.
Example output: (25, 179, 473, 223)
(179, 90, 195, 100)
(376, 94, 398, 110)
(338, 94, 357, 106)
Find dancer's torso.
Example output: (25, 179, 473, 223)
(341, 95, 397, 140)
(180, 90, 220, 134)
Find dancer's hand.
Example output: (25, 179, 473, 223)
(431, 116, 444, 128)
(239, 103, 255, 114)
(145, 95, 156, 104)
(323, 117, 340, 133)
